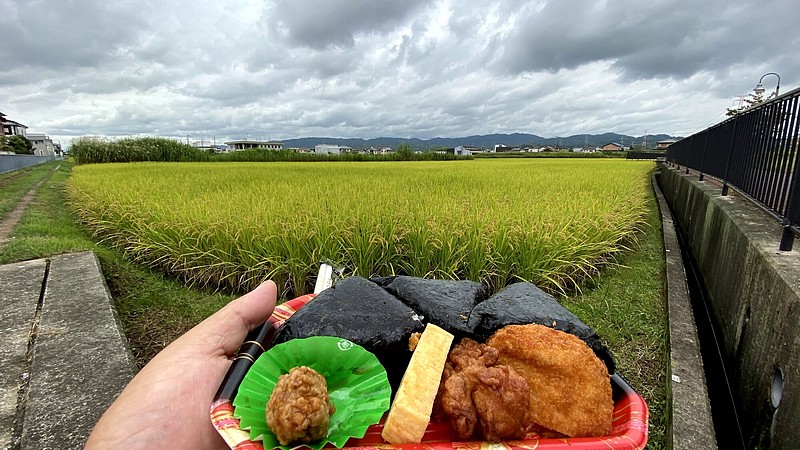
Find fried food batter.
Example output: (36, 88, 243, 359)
(436, 338, 531, 441)
(487, 324, 613, 438)
(266, 366, 335, 446)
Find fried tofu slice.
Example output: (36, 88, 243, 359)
(487, 324, 613, 437)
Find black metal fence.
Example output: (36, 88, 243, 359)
(666, 85, 800, 251)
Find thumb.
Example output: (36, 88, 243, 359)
(193, 280, 278, 354)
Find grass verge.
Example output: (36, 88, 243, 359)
(0, 161, 235, 365)
(0, 161, 667, 448)
(0, 161, 60, 218)
(562, 177, 667, 449)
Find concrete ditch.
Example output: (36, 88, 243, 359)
(659, 164, 800, 449)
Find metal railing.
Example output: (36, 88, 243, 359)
(666, 85, 800, 251)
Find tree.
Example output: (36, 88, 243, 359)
(726, 91, 765, 117)
(1, 135, 33, 154)
(396, 143, 414, 160)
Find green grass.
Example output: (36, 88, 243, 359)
(562, 181, 667, 449)
(0, 161, 60, 218)
(0, 160, 667, 448)
(69, 136, 469, 164)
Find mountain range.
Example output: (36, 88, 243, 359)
(280, 133, 680, 150)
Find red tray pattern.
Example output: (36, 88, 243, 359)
(212, 295, 648, 450)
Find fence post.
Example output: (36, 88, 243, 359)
(698, 131, 709, 181)
(779, 143, 800, 251)
(721, 120, 739, 196)
(780, 224, 795, 251)
(685, 136, 693, 174)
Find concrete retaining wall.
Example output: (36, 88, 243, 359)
(0, 155, 54, 174)
(659, 165, 800, 449)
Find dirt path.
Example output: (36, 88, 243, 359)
(0, 164, 61, 244)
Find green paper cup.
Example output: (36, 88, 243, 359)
(233, 336, 391, 450)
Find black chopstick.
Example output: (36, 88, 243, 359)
(214, 320, 277, 402)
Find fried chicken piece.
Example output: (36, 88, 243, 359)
(266, 366, 335, 446)
(487, 324, 613, 438)
(408, 332, 421, 351)
(471, 365, 531, 442)
(440, 371, 479, 438)
(436, 339, 531, 441)
(447, 338, 498, 370)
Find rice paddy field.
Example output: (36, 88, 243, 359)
(66, 159, 655, 297)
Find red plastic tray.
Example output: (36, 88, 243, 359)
(212, 295, 648, 450)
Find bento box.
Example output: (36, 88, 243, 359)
(211, 294, 648, 450)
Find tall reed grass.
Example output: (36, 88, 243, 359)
(67, 159, 654, 296)
(69, 137, 467, 164)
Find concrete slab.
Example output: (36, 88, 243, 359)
(653, 174, 717, 449)
(0, 259, 46, 449)
(21, 252, 135, 449)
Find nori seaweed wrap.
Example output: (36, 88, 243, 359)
(272, 276, 425, 390)
(382, 276, 488, 338)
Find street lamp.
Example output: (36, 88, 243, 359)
(754, 72, 781, 99)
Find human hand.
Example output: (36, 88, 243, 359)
(86, 281, 278, 449)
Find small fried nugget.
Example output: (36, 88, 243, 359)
(266, 366, 335, 446)
(487, 324, 613, 438)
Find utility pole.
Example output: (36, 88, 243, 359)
(642, 130, 648, 150)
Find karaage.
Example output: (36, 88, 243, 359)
(436, 338, 531, 441)
(266, 366, 335, 446)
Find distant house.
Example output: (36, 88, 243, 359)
(314, 144, 353, 154)
(224, 140, 284, 151)
(601, 142, 626, 151)
(656, 139, 677, 149)
(1, 112, 28, 138)
(27, 133, 56, 156)
(494, 144, 514, 152)
(442, 146, 474, 156)
(364, 146, 392, 154)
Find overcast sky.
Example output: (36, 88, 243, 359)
(1, 0, 798, 146)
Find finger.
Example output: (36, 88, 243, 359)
(193, 280, 278, 353)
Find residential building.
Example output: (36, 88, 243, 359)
(27, 133, 56, 156)
(314, 144, 353, 154)
(601, 142, 626, 151)
(451, 146, 472, 156)
(494, 144, 517, 152)
(224, 140, 284, 151)
(1, 111, 28, 137)
(656, 139, 677, 149)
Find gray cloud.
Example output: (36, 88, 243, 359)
(497, 0, 800, 81)
(0, 0, 148, 71)
(264, 0, 428, 49)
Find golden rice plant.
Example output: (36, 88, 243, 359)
(66, 159, 654, 296)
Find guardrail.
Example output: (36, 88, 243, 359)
(667, 85, 800, 251)
(0, 154, 55, 174)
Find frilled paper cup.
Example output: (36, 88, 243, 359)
(232, 336, 391, 450)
